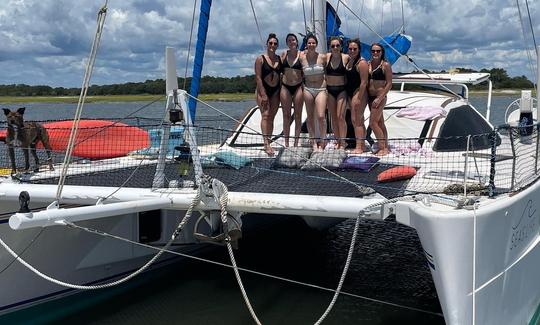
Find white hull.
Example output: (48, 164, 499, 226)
(397, 177, 540, 324)
(0, 208, 203, 315)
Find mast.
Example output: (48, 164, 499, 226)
(313, 0, 327, 52)
(188, 0, 213, 123)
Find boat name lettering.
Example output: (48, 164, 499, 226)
(510, 200, 538, 251)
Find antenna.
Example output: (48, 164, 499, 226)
(165, 47, 178, 93)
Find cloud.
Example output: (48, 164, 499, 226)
(0, 0, 537, 86)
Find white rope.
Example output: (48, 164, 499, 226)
(56, 3, 108, 201)
(45, 200, 443, 318)
(314, 214, 361, 324)
(213, 179, 262, 325)
(0, 189, 201, 290)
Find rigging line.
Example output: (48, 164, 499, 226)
(380, 1, 384, 35)
(516, 0, 537, 88)
(301, 0, 308, 35)
(330, 0, 340, 37)
(336, 0, 462, 99)
(400, 0, 405, 33)
(390, 0, 395, 33)
(0, 229, 44, 276)
(249, 0, 265, 52)
(524, 0, 537, 53)
(183, 0, 199, 90)
(56, 4, 107, 201)
(64, 221, 444, 318)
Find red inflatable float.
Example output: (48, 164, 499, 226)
(0, 120, 149, 159)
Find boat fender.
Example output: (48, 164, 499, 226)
(377, 166, 416, 183)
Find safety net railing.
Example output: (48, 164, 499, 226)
(0, 119, 538, 199)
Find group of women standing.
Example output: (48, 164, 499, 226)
(254, 33, 391, 156)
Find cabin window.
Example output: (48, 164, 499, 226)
(139, 210, 162, 243)
(433, 105, 498, 151)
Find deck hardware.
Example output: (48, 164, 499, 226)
(18, 191, 30, 213)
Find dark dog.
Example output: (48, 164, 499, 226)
(3, 107, 54, 174)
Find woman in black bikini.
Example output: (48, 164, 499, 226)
(325, 36, 349, 149)
(368, 43, 392, 156)
(280, 33, 304, 147)
(345, 38, 369, 154)
(255, 33, 282, 156)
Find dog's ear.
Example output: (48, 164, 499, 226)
(2, 108, 10, 116)
(16, 107, 25, 115)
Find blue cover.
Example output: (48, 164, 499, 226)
(326, 2, 411, 65)
(212, 151, 253, 169)
(339, 156, 380, 172)
(188, 0, 212, 122)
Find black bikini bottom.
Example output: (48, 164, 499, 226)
(327, 85, 346, 98)
(282, 83, 302, 96)
(264, 82, 281, 98)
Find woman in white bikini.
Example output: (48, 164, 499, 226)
(299, 34, 327, 151)
(280, 33, 304, 147)
(254, 33, 282, 156)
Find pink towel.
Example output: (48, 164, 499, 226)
(396, 106, 446, 121)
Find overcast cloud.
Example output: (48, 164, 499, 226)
(0, 0, 537, 87)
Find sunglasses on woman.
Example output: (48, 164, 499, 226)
(330, 44, 341, 49)
(371, 49, 382, 53)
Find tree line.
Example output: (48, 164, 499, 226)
(0, 68, 533, 97)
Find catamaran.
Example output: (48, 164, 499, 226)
(0, 1, 539, 324)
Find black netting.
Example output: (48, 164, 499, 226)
(1, 118, 539, 199)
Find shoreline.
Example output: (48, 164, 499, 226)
(0, 89, 534, 104)
(0, 93, 255, 104)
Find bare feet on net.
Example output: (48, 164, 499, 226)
(264, 146, 275, 156)
(351, 147, 366, 154)
(375, 148, 390, 156)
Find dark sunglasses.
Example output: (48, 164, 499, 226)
(268, 41, 278, 46)
(330, 44, 341, 49)
(348, 47, 358, 51)
(371, 49, 382, 53)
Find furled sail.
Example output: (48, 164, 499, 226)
(326, 2, 412, 65)
(188, 0, 212, 122)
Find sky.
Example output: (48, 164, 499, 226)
(0, 0, 538, 87)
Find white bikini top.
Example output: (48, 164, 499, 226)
(303, 64, 325, 76)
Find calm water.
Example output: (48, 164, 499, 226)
(0, 95, 517, 324)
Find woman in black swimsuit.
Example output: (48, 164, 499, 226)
(255, 33, 282, 156)
(280, 33, 304, 147)
(367, 43, 392, 156)
(325, 36, 349, 149)
(345, 38, 369, 154)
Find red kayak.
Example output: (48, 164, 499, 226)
(0, 120, 149, 159)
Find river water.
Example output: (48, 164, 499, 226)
(0, 95, 518, 324)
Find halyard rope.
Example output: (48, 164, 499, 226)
(0, 188, 202, 290)
(56, 3, 108, 201)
